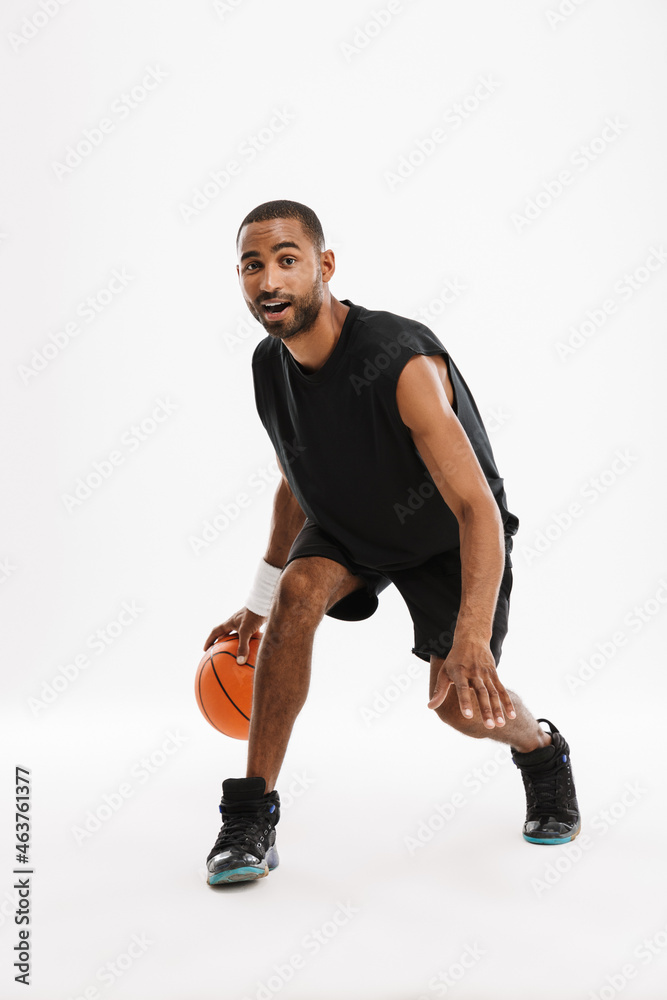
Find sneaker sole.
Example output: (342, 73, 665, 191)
(207, 847, 279, 885)
(523, 820, 582, 845)
(208, 864, 270, 885)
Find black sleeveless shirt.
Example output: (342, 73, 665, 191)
(252, 299, 519, 573)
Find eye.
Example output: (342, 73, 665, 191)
(244, 261, 259, 271)
(282, 257, 296, 265)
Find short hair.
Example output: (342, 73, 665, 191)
(236, 200, 325, 254)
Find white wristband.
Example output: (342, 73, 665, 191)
(245, 559, 282, 617)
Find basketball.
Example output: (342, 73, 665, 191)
(195, 632, 262, 740)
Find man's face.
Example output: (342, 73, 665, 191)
(236, 218, 325, 340)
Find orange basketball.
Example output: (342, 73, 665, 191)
(195, 632, 262, 740)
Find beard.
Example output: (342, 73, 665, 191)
(251, 278, 324, 342)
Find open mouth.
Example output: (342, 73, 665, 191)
(262, 301, 291, 318)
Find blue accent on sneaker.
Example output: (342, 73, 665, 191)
(269, 804, 275, 813)
(523, 819, 581, 845)
(562, 754, 567, 762)
(208, 865, 265, 884)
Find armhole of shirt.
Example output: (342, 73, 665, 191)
(389, 346, 459, 437)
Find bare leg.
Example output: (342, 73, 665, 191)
(429, 656, 551, 752)
(246, 557, 367, 792)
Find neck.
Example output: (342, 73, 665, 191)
(283, 295, 349, 374)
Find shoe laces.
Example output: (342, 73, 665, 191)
(522, 753, 573, 813)
(210, 798, 277, 857)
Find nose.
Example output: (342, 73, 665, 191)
(259, 261, 282, 295)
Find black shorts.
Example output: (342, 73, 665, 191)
(284, 519, 514, 665)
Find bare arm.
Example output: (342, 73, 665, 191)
(395, 353, 515, 726)
(203, 453, 306, 651)
(396, 354, 505, 641)
(264, 454, 307, 568)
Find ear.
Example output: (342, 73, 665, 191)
(320, 248, 336, 284)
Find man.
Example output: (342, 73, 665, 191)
(203, 199, 580, 885)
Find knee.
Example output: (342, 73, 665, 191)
(272, 562, 329, 621)
(433, 692, 487, 738)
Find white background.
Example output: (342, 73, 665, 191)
(2, 1, 667, 998)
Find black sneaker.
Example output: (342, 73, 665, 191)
(511, 718, 581, 845)
(206, 776, 280, 885)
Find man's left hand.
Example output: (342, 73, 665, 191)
(427, 637, 517, 728)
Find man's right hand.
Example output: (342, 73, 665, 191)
(204, 608, 267, 661)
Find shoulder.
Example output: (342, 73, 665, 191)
(354, 303, 442, 347)
(252, 335, 281, 368)
(358, 306, 456, 409)
(350, 305, 447, 372)
(344, 303, 451, 401)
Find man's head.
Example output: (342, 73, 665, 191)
(236, 200, 335, 341)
